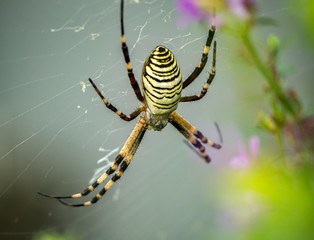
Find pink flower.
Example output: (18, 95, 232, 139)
(176, 0, 216, 27)
(175, 0, 256, 27)
(228, 0, 256, 19)
(230, 136, 260, 169)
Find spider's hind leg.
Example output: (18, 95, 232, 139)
(169, 112, 222, 163)
(172, 112, 222, 149)
(39, 115, 147, 207)
(37, 154, 124, 200)
(169, 117, 211, 163)
(58, 124, 147, 207)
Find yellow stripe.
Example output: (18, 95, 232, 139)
(204, 45, 210, 54)
(147, 63, 179, 78)
(153, 50, 171, 58)
(143, 72, 181, 89)
(144, 88, 180, 107)
(96, 193, 102, 199)
(143, 74, 182, 93)
(102, 98, 108, 104)
(97, 173, 109, 184)
(126, 62, 132, 69)
(105, 180, 114, 191)
(72, 193, 83, 198)
(150, 58, 176, 71)
(116, 110, 121, 115)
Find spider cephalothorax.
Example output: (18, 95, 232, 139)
(38, 0, 221, 207)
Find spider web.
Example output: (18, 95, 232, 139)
(0, 1, 312, 240)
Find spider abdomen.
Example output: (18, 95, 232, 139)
(142, 46, 182, 115)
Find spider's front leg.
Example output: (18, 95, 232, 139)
(89, 78, 145, 121)
(180, 41, 217, 102)
(182, 25, 216, 89)
(120, 0, 144, 103)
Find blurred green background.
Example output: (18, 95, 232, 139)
(0, 0, 313, 239)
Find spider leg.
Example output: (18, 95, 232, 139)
(59, 124, 147, 207)
(171, 112, 222, 149)
(120, 0, 144, 103)
(169, 117, 211, 163)
(180, 41, 217, 102)
(182, 26, 216, 89)
(38, 115, 146, 205)
(89, 78, 145, 121)
(37, 155, 123, 200)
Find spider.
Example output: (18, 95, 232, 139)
(38, 0, 221, 207)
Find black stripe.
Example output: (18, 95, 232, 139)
(122, 43, 130, 63)
(106, 166, 116, 175)
(147, 82, 181, 95)
(144, 67, 180, 83)
(112, 174, 121, 182)
(212, 143, 222, 149)
(195, 131, 204, 140)
(144, 86, 180, 100)
(149, 57, 175, 69)
(144, 74, 182, 90)
(82, 188, 91, 196)
(192, 140, 203, 150)
(91, 189, 105, 203)
(151, 88, 180, 98)
(150, 51, 172, 60)
(152, 54, 172, 62)
(144, 91, 180, 109)
(143, 81, 181, 93)
(120, 161, 128, 171)
(148, 63, 179, 76)
(144, 81, 181, 99)
(99, 188, 107, 196)
(92, 181, 99, 188)
(153, 49, 170, 57)
(144, 71, 180, 83)
(106, 154, 123, 174)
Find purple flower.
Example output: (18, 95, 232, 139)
(176, 0, 202, 20)
(175, 0, 256, 27)
(230, 136, 260, 169)
(176, 0, 216, 27)
(228, 0, 256, 19)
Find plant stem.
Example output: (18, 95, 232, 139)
(241, 31, 296, 118)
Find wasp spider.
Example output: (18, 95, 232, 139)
(38, 0, 221, 207)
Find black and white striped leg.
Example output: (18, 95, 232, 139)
(171, 112, 222, 149)
(182, 25, 216, 89)
(169, 118, 211, 163)
(120, 0, 144, 103)
(38, 116, 147, 206)
(59, 127, 147, 207)
(89, 78, 145, 121)
(180, 41, 217, 102)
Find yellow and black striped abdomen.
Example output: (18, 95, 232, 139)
(142, 46, 182, 115)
